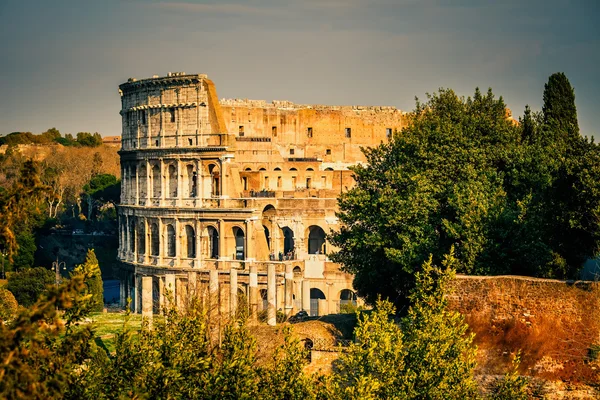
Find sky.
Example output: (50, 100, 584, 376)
(0, 0, 598, 138)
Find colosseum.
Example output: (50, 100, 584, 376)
(117, 72, 407, 324)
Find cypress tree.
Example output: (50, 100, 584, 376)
(542, 72, 579, 137)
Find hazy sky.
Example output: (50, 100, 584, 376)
(1, 0, 598, 138)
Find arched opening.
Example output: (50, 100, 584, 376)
(259, 167, 266, 171)
(186, 164, 196, 197)
(151, 223, 159, 256)
(339, 289, 357, 313)
(308, 226, 326, 254)
(129, 219, 135, 253)
(282, 227, 294, 256)
(207, 226, 219, 259)
(263, 225, 270, 250)
(293, 266, 302, 278)
(137, 221, 145, 255)
(306, 167, 314, 171)
(152, 164, 161, 198)
(185, 225, 196, 258)
(245, 167, 252, 171)
(208, 164, 220, 197)
(233, 226, 245, 260)
(310, 288, 326, 317)
(325, 167, 334, 171)
(274, 167, 281, 171)
(139, 165, 147, 199)
(167, 224, 176, 257)
(290, 167, 297, 171)
(129, 166, 137, 200)
(168, 164, 177, 198)
(242, 177, 248, 190)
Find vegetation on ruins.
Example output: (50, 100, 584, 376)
(0, 254, 492, 399)
(330, 73, 600, 307)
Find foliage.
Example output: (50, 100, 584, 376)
(329, 252, 478, 399)
(0, 128, 103, 147)
(489, 353, 529, 400)
(0, 288, 18, 320)
(11, 231, 36, 271)
(0, 273, 99, 400)
(6, 266, 54, 307)
(72, 249, 104, 312)
(331, 75, 600, 307)
(542, 72, 579, 137)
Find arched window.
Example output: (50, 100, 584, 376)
(209, 164, 220, 197)
(245, 167, 252, 171)
(308, 226, 326, 254)
(259, 167, 266, 171)
(129, 166, 137, 200)
(208, 226, 219, 259)
(137, 221, 146, 255)
(129, 219, 135, 253)
(340, 289, 358, 311)
(168, 165, 177, 198)
(309, 288, 326, 317)
(289, 167, 297, 171)
(293, 266, 302, 277)
(152, 164, 161, 198)
(306, 167, 314, 171)
(186, 164, 196, 198)
(139, 165, 147, 199)
(282, 227, 294, 255)
(151, 223, 159, 256)
(274, 167, 281, 171)
(324, 167, 334, 171)
(185, 225, 196, 258)
(263, 225, 270, 250)
(167, 224, 176, 257)
(233, 227, 245, 260)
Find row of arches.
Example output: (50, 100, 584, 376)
(244, 167, 335, 172)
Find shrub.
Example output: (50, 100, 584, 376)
(0, 288, 18, 320)
(6, 266, 54, 307)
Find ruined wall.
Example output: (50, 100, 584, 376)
(448, 275, 600, 323)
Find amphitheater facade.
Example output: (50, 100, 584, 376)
(117, 72, 407, 323)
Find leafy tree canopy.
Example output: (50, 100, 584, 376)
(6, 266, 54, 307)
(331, 77, 600, 307)
(72, 249, 103, 312)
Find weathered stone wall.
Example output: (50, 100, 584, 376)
(448, 275, 600, 323)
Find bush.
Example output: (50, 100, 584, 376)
(6, 267, 54, 307)
(0, 288, 18, 320)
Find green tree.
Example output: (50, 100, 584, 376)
(0, 288, 18, 320)
(6, 266, 54, 307)
(72, 249, 103, 312)
(11, 231, 36, 271)
(329, 252, 477, 399)
(542, 72, 579, 138)
(489, 354, 529, 400)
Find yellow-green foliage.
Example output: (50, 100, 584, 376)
(0, 288, 18, 320)
(72, 249, 103, 312)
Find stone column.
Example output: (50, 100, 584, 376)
(124, 215, 130, 259)
(142, 276, 153, 324)
(249, 265, 258, 320)
(160, 159, 166, 206)
(176, 159, 182, 207)
(230, 268, 238, 317)
(164, 274, 176, 310)
(135, 162, 140, 205)
(195, 219, 202, 268)
(302, 280, 311, 313)
(245, 220, 253, 261)
(267, 263, 276, 326)
(175, 218, 181, 266)
(134, 274, 142, 313)
(158, 217, 164, 265)
(285, 264, 294, 315)
(119, 279, 126, 307)
(218, 219, 226, 263)
(145, 159, 151, 205)
(144, 217, 150, 264)
(209, 269, 219, 320)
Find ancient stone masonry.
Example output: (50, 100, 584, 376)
(117, 72, 407, 322)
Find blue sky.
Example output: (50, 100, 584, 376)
(0, 0, 598, 138)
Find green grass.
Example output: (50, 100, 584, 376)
(85, 312, 144, 353)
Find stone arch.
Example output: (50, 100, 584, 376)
(233, 226, 245, 260)
(274, 167, 282, 171)
(185, 225, 196, 258)
(310, 288, 326, 317)
(339, 289, 357, 311)
(152, 164, 161, 198)
(324, 167, 334, 171)
(139, 164, 147, 199)
(244, 167, 252, 171)
(208, 163, 220, 196)
(205, 225, 219, 259)
(306, 167, 314, 171)
(289, 167, 297, 171)
(168, 164, 177, 198)
(259, 167, 266, 171)
(186, 164, 197, 198)
(262, 204, 276, 218)
(282, 227, 295, 255)
(150, 222, 159, 256)
(166, 224, 176, 257)
(307, 225, 326, 254)
(293, 266, 302, 277)
(137, 220, 146, 255)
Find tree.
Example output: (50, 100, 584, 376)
(72, 249, 103, 312)
(542, 72, 579, 138)
(0, 288, 18, 320)
(6, 266, 54, 307)
(329, 252, 478, 399)
(330, 87, 521, 307)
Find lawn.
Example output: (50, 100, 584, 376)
(85, 312, 145, 353)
